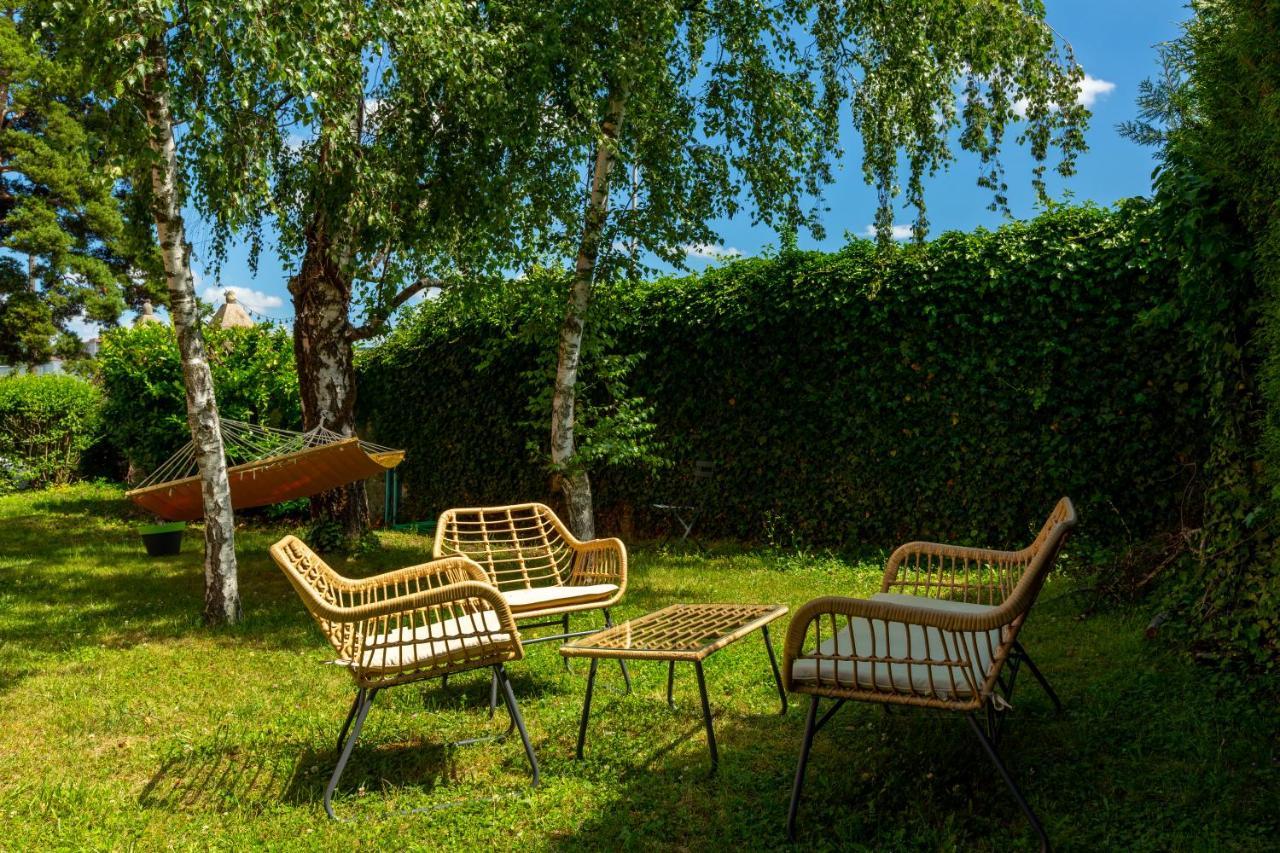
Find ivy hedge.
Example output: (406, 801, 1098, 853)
(360, 203, 1205, 547)
(99, 323, 301, 478)
(0, 373, 103, 491)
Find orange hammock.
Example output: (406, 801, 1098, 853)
(126, 419, 404, 521)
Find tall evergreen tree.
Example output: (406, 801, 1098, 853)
(0, 9, 161, 369)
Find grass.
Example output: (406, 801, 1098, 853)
(0, 483, 1276, 850)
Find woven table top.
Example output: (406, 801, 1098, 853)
(560, 603, 788, 662)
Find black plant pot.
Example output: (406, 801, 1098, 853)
(139, 522, 185, 557)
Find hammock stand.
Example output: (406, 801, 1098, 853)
(126, 419, 404, 521)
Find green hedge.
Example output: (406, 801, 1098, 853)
(0, 373, 103, 490)
(360, 203, 1205, 547)
(99, 323, 301, 477)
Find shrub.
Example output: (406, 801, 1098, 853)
(0, 373, 103, 489)
(360, 203, 1206, 548)
(99, 323, 302, 477)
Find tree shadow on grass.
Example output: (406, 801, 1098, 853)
(23, 491, 148, 522)
(549, 608, 1280, 852)
(547, 694, 1061, 852)
(137, 672, 559, 819)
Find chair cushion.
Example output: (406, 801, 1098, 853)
(358, 609, 511, 672)
(500, 583, 619, 612)
(790, 594, 1005, 697)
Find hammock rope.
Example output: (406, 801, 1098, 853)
(128, 418, 404, 521)
(134, 419, 399, 489)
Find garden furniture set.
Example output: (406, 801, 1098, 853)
(271, 497, 1076, 848)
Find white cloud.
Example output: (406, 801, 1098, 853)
(1075, 73, 1116, 108)
(862, 224, 913, 241)
(1013, 72, 1115, 117)
(683, 243, 741, 260)
(200, 285, 284, 312)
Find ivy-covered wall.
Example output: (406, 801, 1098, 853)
(360, 204, 1204, 548)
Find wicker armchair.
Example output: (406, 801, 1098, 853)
(269, 535, 539, 819)
(433, 503, 632, 700)
(783, 498, 1076, 849)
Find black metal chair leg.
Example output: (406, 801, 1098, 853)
(694, 660, 718, 772)
(488, 668, 499, 719)
(667, 660, 676, 709)
(562, 615, 572, 670)
(575, 658, 600, 759)
(1014, 643, 1063, 712)
(965, 713, 1051, 852)
(495, 665, 540, 786)
(325, 688, 374, 821)
(986, 700, 1004, 748)
(603, 609, 632, 693)
(761, 625, 788, 715)
(787, 695, 821, 841)
(335, 690, 362, 754)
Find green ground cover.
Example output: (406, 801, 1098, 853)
(0, 484, 1275, 850)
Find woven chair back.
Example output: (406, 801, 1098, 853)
(270, 536, 360, 661)
(434, 503, 576, 591)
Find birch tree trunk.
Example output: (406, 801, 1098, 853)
(140, 39, 240, 624)
(288, 214, 369, 544)
(551, 94, 625, 540)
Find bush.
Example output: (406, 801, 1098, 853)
(99, 323, 302, 477)
(0, 373, 103, 490)
(360, 203, 1206, 548)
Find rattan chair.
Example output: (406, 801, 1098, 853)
(782, 498, 1076, 849)
(269, 535, 539, 819)
(433, 503, 632, 704)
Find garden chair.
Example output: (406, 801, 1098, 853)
(652, 459, 715, 548)
(433, 503, 632, 706)
(269, 535, 538, 820)
(782, 498, 1076, 849)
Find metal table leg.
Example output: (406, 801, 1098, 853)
(694, 660, 718, 772)
(603, 609, 632, 693)
(666, 660, 676, 709)
(575, 658, 600, 759)
(761, 625, 788, 715)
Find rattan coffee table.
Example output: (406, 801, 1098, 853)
(560, 602, 789, 770)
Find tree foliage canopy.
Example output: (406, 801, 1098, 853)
(0, 7, 161, 368)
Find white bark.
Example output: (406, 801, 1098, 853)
(141, 40, 240, 624)
(551, 94, 625, 540)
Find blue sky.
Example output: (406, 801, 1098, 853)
(111, 1, 1190, 331)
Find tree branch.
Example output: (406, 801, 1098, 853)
(348, 276, 443, 340)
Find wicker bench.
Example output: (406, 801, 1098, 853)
(783, 498, 1077, 849)
(433, 503, 632, 701)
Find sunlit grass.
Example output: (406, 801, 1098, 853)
(0, 483, 1274, 850)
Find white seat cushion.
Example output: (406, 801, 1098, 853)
(790, 593, 1005, 697)
(500, 583, 619, 611)
(358, 609, 511, 672)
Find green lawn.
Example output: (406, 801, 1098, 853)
(0, 484, 1275, 850)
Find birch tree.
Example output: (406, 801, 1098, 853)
(36, 0, 289, 623)
(532, 0, 1089, 537)
(179, 2, 590, 546)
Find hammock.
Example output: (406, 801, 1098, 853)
(126, 419, 405, 521)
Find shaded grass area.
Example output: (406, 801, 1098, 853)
(0, 483, 1276, 850)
